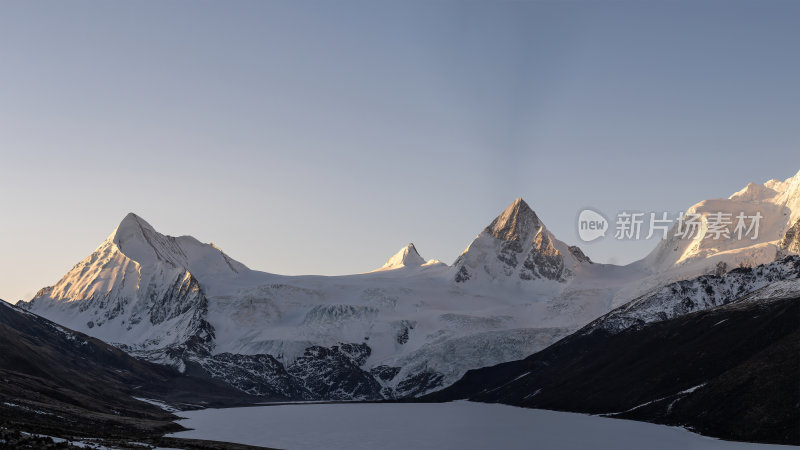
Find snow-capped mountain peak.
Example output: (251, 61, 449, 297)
(614, 169, 800, 307)
(116, 212, 155, 234)
(376, 243, 426, 271)
(642, 170, 800, 276)
(729, 181, 778, 202)
(486, 197, 541, 242)
(452, 198, 586, 284)
(373, 243, 447, 272)
(108, 212, 181, 268)
(19, 213, 252, 361)
(729, 169, 800, 223)
(19, 173, 798, 403)
(105, 213, 248, 277)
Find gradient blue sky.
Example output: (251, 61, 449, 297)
(1, 1, 798, 302)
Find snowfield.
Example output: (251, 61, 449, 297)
(21, 198, 642, 398)
(167, 401, 796, 450)
(20, 170, 800, 400)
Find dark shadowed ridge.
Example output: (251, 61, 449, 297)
(423, 273, 800, 445)
(0, 298, 269, 448)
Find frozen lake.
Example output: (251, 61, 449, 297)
(168, 401, 793, 450)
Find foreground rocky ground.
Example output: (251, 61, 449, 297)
(0, 427, 273, 449)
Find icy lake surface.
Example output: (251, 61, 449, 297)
(168, 401, 794, 450)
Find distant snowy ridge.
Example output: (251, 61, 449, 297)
(372, 243, 444, 272)
(19, 170, 800, 401)
(613, 169, 800, 306)
(587, 255, 800, 335)
(641, 170, 800, 274)
(23, 199, 615, 399)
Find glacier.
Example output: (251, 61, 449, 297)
(20, 170, 800, 400)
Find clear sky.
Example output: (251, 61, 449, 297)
(1, 1, 798, 302)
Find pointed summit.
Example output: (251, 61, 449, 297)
(105, 212, 185, 268)
(729, 182, 777, 202)
(453, 197, 584, 284)
(101, 213, 248, 276)
(486, 198, 541, 241)
(375, 243, 426, 271)
(643, 169, 800, 275)
(110, 213, 156, 243)
(120, 212, 153, 228)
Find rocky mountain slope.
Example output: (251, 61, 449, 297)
(780, 217, 800, 256)
(585, 255, 800, 335)
(0, 298, 261, 448)
(453, 198, 586, 285)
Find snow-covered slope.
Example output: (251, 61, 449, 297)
(19, 171, 800, 401)
(589, 255, 800, 335)
(429, 258, 800, 446)
(378, 243, 426, 270)
(25, 213, 242, 361)
(642, 170, 800, 274)
(22, 199, 633, 399)
(612, 169, 800, 306)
